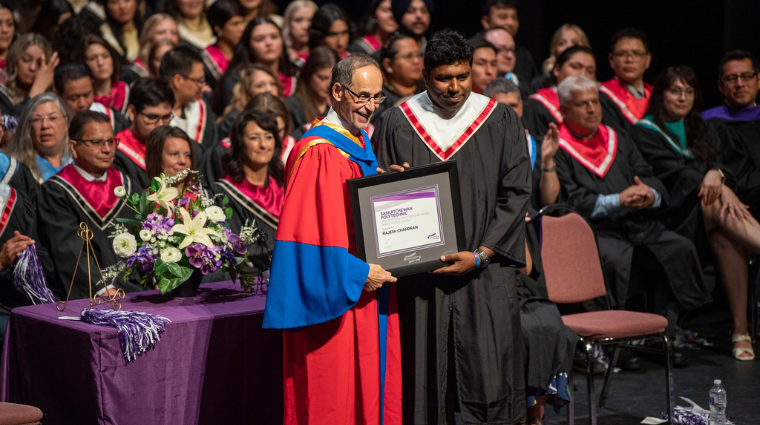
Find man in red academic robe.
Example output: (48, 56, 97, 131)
(599, 28, 653, 133)
(112, 78, 176, 188)
(263, 54, 402, 424)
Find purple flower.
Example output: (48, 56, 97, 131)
(142, 212, 175, 233)
(185, 243, 222, 274)
(127, 245, 157, 272)
(185, 244, 206, 268)
(227, 233, 247, 254)
(178, 197, 190, 208)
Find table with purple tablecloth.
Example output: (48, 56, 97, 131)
(0, 281, 283, 424)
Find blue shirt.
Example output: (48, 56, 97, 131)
(36, 154, 73, 181)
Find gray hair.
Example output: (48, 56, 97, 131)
(557, 75, 598, 105)
(331, 52, 381, 89)
(7, 93, 71, 182)
(283, 1, 319, 51)
(484, 78, 521, 100)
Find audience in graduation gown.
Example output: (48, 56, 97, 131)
(307, 4, 352, 62)
(7, 94, 73, 183)
(135, 14, 181, 77)
(160, 45, 217, 147)
(523, 45, 597, 138)
(146, 39, 178, 79)
(553, 76, 710, 344)
(144, 125, 196, 183)
(98, 0, 143, 65)
(113, 77, 176, 188)
(283, 46, 336, 139)
(281, 1, 318, 67)
(37, 111, 146, 300)
(238, 0, 282, 26)
(217, 63, 280, 138)
(212, 17, 298, 115)
(203, 0, 246, 90)
(0, 5, 15, 83)
(469, 36, 498, 96)
(84, 35, 131, 116)
(348, 0, 397, 57)
(599, 28, 652, 134)
(703, 50, 760, 218)
(480, 0, 537, 84)
(164, 0, 215, 50)
(483, 27, 529, 100)
(0, 151, 39, 200)
(211, 110, 281, 277)
(204, 92, 293, 187)
(3, 34, 58, 118)
(372, 33, 423, 125)
(54, 63, 130, 135)
(531, 24, 591, 93)
(636, 66, 759, 361)
(391, 0, 431, 54)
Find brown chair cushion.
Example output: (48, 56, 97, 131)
(561, 310, 668, 339)
(0, 402, 43, 425)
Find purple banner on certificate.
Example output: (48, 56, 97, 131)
(371, 185, 445, 258)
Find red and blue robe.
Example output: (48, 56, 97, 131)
(263, 119, 402, 425)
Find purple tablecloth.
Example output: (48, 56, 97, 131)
(0, 281, 283, 424)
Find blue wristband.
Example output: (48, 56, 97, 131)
(473, 251, 480, 268)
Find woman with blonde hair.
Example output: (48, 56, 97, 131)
(3, 34, 59, 117)
(530, 24, 590, 92)
(134, 14, 180, 76)
(217, 63, 280, 137)
(282, 0, 317, 67)
(7, 93, 72, 183)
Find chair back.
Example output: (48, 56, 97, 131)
(539, 212, 607, 304)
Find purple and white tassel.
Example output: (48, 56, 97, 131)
(80, 309, 171, 362)
(13, 245, 56, 305)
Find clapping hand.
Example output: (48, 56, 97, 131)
(541, 123, 560, 163)
(619, 176, 655, 210)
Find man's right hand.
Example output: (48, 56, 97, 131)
(0, 231, 34, 270)
(364, 264, 396, 292)
(619, 176, 654, 210)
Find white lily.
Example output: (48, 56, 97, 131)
(171, 208, 216, 249)
(147, 176, 179, 211)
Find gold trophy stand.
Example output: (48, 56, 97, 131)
(56, 222, 125, 312)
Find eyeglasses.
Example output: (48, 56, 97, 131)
(139, 112, 174, 125)
(182, 75, 206, 86)
(722, 71, 758, 84)
(31, 113, 64, 126)
(75, 138, 120, 148)
(612, 50, 648, 60)
(341, 84, 386, 105)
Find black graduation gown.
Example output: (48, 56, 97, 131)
(217, 109, 239, 142)
(554, 128, 710, 312)
(200, 141, 228, 189)
(211, 178, 278, 276)
(284, 95, 309, 139)
(112, 151, 149, 189)
(514, 45, 538, 85)
(707, 117, 760, 215)
(518, 219, 576, 405)
(0, 186, 37, 316)
(36, 167, 146, 300)
(0, 154, 40, 201)
(376, 98, 531, 424)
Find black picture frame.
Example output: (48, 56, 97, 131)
(348, 161, 466, 277)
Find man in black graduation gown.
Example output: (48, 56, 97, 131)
(54, 63, 130, 135)
(703, 50, 760, 216)
(553, 76, 710, 336)
(375, 29, 531, 424)
(480, 0, 537, 85)
(160, 46, 218, 148)
(37, 111, 145, 300)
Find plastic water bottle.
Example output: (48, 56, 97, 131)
(709, 379, 727, 425)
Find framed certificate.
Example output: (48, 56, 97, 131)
(348, 161, 465, 276)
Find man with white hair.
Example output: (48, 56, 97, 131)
(554, 75, 710, 360)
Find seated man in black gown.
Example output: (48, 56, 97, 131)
(553, 75, 710, 356)
(37, 111, 145, 300)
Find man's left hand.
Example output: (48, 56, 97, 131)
(431, 251, 478, 275)
(376, 162, 410, 174)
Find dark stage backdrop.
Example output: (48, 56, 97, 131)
(274, 0, 760, 107)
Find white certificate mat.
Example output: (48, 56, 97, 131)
(371, 185, 445, 257)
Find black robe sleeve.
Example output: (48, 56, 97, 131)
(112, 107, 130, 134)
(201, 107, 218, 149)
(0, 188, 39, 313)
(522, 97, 555, 137)
(200, 142, 227, 188)
(112, 151, 150, 188)
(599, 91, 637, 135)
(9, 161, 40, 202)
(710, 118, 760, 202)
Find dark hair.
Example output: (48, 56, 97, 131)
(357, 0, 387, 37)
(718, 50, 760, 78)
(145, 126, 196, 179)
(159, 45, 204, 82)
(468, 34, 497, 54)
(84, 35, 122, 84)
(550, 44, 595, 85)
(308, 4, 354, 50)
(69, 110, 111, 141)
(213, 17, 297, 114)
(54, 63, 93, 94)
(27, 0, 72, 41)
(424, 29, 473, 71)
(648, 66, 717, 166)
(104, 0, 144, 59)
(207, 0, 243, 31)
(295, 46, 338, 123)
(482, 0, 517, 17)
(129, 78, 175, 114)
(53, 15, 100, 66)
(222, 110, 284, 186)
(610, 27, 649, 53)
(245, 92, 292, 136)
(380, 33, 416, 66)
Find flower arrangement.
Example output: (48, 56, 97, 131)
(105, 170, 260, 294)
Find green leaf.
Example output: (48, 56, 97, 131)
(167, 263, 192, 280)
(225, 208, 232, 219)
(222, 195, 229, 205)
(130, 193, 140, 205)
(150, 178, 160, 193)
(139, 190, 150, 213)
(115, 218, 142, 226)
